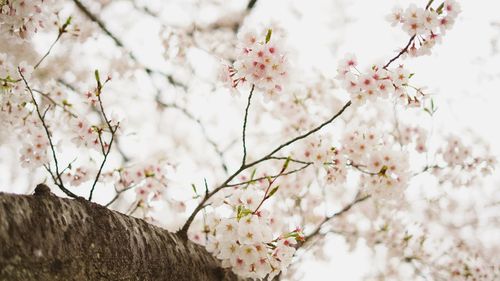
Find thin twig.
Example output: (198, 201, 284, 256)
(300, 193, 371, 247)
(252, 161, 290, 214)
(34, 34, 62, 69)
(347, 161, 379, 176)
(243, 101, 352, 169)
(228, 162, 312, 187)
(72, 0, 130, 59)
(178, 100, 352, 238)
(383, 1, 434, 70)
(32, 89, 77, 118)
(241, 85, 255, 166)
(18, 69, 77, 198)
(412, 164, 443, 177)
(157, 100, 229, 174)
(383, 35, 416, 69)
(127, 0, 157, 17)
(268, 156, 313, 165)
(105, 183, 137, 207)
(34, 16, 72, 69)
(88, 73, 119, 201)
(57, 79, 131, 163)
(127, 200, 142, 215)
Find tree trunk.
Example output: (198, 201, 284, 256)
(0, 184, 238, 281)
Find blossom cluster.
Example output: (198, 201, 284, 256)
(442, 244, 500, 281)
(387, 0, 461, 56)
(0, 82, 28, 135)
(0, 57, 49, 169)
(359, 148, 410, 199)
(343, 127, 410, 198)
(273, 96, 314, 134)
(280, 123, 415, 200)
(63, 166, 93, 186)
(116, 163, 171, 202)
(295, 126, 412, 200)
(434, 135, 496, 186)
(296, 136, 327, 165)
(268, 80, 345, 136)
(222, 28, 290, 101)
(0, 0, 58, 42)
(70, 117, 101, 149)
(354, 199, 500, 281)
(67, 78, 120, 150)
(200, 185, 303, 279)
(399, 124, 428, 153)
(19, 124, 50, 169)
(324, 147, 348, 186)
(442, 136, 476, 167)
(1, 53, 33, 87)
(337, 55, 424, 107)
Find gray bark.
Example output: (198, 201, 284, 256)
(0, 184, 238, 281)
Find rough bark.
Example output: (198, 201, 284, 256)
(0, 185, 238, 281)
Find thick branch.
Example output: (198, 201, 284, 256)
(0, 186, 238, 281)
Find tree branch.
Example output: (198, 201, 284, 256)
(241, 85, 255, 166)
(178, 100, 352, 237)
(226, 161, 312, 187)
(383, 0, 435, 69)
(18, 70, 77, 199)
(383, 35, 416, 69)
(88, 72, 119, 201)
(244, 100, 352, 169)
(300, 193, 371, 247)
(247, 0, 258, 10)
(0, 187, 238, 281)
(57, 79, 131, 163)
(33, 16, 72, 70)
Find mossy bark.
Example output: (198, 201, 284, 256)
(0, 185, 237, 281)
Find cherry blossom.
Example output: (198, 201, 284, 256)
(386, 0, 461, 57)
(222, 28, 290, 101)
(0, 0, 59, 42)
(337, 57, 425, 107)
